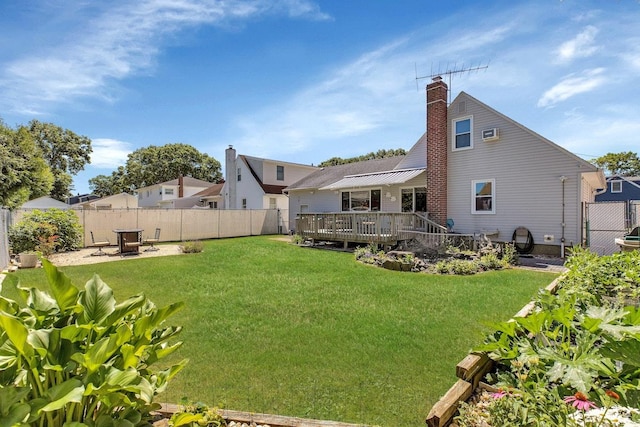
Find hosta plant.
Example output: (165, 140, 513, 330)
(0, 258, 188, 426)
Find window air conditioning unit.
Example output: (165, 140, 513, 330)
(481, 128, 499, 142)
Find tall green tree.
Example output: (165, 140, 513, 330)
(590, 151, 640, 176)
(88, 143, 222, 196)
(88, 167, 129, 197)
(319, 148, 407, 167)
(28, 119, 92, 200)
(0, 120, 54, 209)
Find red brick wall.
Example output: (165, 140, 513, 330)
(426, 77, 448, 226)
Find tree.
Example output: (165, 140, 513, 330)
(28, 119, 92, 200)
(88, 143, 222, 196)
(318, 148, 407, 167)
(88, 167, 130, 197)
(0, 120, 53, 209)
(590, 151, 640, 176)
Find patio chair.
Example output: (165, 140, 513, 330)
(90, 231, 110, 256)
(144, 228, 161, 251)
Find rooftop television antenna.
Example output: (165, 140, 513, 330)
(415, 61, 489, 104)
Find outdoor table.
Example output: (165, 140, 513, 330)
(113, 228, 143, 255)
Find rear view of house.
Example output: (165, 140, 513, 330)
(286, 77, 605, 256)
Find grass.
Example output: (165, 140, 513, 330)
(3, 236, 557, 426)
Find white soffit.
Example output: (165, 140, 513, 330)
(320, 168, 425, 190)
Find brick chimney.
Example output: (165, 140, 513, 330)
(426, 76, 448, 226)
(178, 174, 184, 198)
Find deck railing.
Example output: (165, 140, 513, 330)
(296, 212, 448, 246)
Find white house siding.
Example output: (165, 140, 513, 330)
(263, 160, 316, 186)
(395, 136, 427, 170)
(446, 93, 597, 253)
(244, 157, 316, 187)
(236, 161, 267, 209)
(262, 194, 289, 210)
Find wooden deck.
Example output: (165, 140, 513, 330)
(296, 212, 448, 247)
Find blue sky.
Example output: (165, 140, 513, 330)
(1, 0, 639, 195)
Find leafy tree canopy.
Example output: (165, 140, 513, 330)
(590, 151, 640, 176)
(28, 119, 92, 201)
(0, 120, 54, 209)
(89, 143, 222, 197)
(318, 148, 407, 167)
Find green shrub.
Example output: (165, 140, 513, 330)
(501, 242, 519, 265)
(0, 259, 187, 426)
(354, 244, 380, 265)
(9, 208, 83, 254)
(169, 399, 226, 426)
(479, 252, 506, 271)
(431, 259, 480, 275)
(290, 233, 304, 245)
(180, 240, 204, 253)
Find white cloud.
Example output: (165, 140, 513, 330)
(537, 68, 606, 108)
(0, 0, 330, 114)
(90, 138, 133, 168)
(555, 25, 599, 64)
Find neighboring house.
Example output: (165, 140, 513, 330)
(66, 193, 100, 205)
(137, 176, 213, 208)
(595, 175, 640, 202)
(73, 192, 138, 209)
(286, 77, 605, 255)
(20, 196, 70, 210)
(155, 183, 225, 209)
(223, 145, 319, 210)
(192, 183, 225, 209)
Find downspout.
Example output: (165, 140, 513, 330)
(560, 176, 567, 258)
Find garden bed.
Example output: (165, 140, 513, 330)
(427, 248, 640, 427)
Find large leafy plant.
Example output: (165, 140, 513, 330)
(0, 259, 187, 426)
(466, 249, 640, 425)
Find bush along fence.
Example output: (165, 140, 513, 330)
(427, 247, 640, 427)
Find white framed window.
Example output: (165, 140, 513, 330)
(164, 188, 174, 195)
(269, 197, 277, 209)
(242, 198, 247, 209)
(472, 179, 495, 214)
(341, 189, 381, 211)
(237, 167, 242, 182)
(453, 116, 473, 151)
(611, 180, 622, 193)
(401, 187, 427, 212)
(276, 165, 284, 181)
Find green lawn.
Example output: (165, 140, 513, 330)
(4, 236, 557, 426)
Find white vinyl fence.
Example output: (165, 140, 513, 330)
(12, 208, 289, 249)
(0, 209, 10, 270)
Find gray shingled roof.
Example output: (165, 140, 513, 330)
(284, 156, 404, 191)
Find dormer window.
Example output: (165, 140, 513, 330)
(611, 180, 622, 193)
(453, 117, 473, 151)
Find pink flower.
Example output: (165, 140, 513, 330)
(491, 389, 507, 399)
(564, 392, 598, 411)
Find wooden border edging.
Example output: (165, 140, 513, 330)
(157, 403, 371, 427)
(425, 274, 564, 427)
